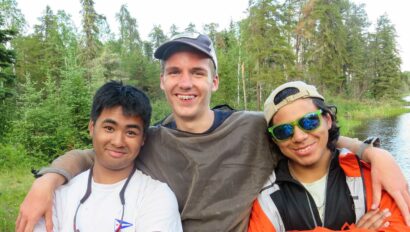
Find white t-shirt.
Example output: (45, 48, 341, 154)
(34, 169, 182, 232)
(302, 173, 328, 222)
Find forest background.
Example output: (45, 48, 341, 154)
(1, 0, 410, 229)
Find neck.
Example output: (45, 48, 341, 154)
(288, 150, 332, 183)
(174, 109, 214, 133)
(92, 162, 134, 184)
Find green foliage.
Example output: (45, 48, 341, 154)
(212, 25, 242, 108)
(0, 14, 17, 139)
(6, 71, 91, 162)
(0, 143, 45, 231)
(151, 98, 172, 124)
(149, 25, 167, 49)
(1, 0, 407, 166)
(368, 14, 402, 99)
(0, 0, 26, 32)
(326, 96, 410, 135)
(0, 14, 17, 100)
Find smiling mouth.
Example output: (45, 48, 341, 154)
(292, 143, 315, 155)
(177, 94, 196, 101)
(107, 149, 126, 158)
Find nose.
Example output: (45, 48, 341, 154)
(111, 132, 125, 147)
(178, 72, 193, 89)
(292, 126, 308, 142)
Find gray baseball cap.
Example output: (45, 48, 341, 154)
(154, 32, 218, 72)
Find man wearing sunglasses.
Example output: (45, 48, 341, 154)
(17, 33, 410, 232)
(32, 81, 182, 232)
(248, 81, 408, 231)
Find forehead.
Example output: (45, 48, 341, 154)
(273, 98, 317, 124)
(97, 106, 143, 125)
(164, 50, 211, 66)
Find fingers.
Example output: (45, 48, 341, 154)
(371, 180, 382, 210)
(15, 213, 27, 232)
(16, 213, 22, 231)
(45, 207, 53, 232)
(23, 222, 34, 232)
(15, 174, 59, 232)
(357, 208, 391, 229)
(391, 190, 410, 226)
(356, 208, 379, 227)
(401, 189, 410, 226)
(366, 209, 391, 229)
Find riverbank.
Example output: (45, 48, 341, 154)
(328, 96, 410, 136)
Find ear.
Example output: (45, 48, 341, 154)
(211, 75, 219, 92)
(141, 136, 145, 147)
(160, 74, 165, 90)
(88, 120, 94, 138)
(323, 113, 332, 130)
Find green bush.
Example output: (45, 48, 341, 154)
(0, 143, 29, 169)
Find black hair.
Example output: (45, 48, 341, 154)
(271, 87, 340, 151)
(90, 80, 152, 134)
(312, 98, 340, 151)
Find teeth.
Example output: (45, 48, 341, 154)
(294, 144, 313, 154)
(296, 147, 309, 152)
(178, 95, 194, 100)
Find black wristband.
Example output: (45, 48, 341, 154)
(357, 136, 381, 159)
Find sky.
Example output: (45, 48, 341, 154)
(15, 0, 410, 71)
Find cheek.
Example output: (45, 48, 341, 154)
(275, 141, 291, 153)
(129, 138, 144, 150)
(160, 77, 166, 90)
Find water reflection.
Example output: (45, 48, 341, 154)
(353, 112, 410, 183)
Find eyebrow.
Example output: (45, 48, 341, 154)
(164, 66, 180, 71)
(191, 67, 207, 73)
(102, 119, 142, 130)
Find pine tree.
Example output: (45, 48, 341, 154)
(80, 0, 102, 84)
(149, 25, 167, 49)
(169, 24, 179, 37)
(240, 0, 295, 110)
(0, 14, 16, 140)
(0, 15, 16, 100)
(185, 23, 197, 33)
(344, 2, 370, 98)
(369, 14, 401, 99)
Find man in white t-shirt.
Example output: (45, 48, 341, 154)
(34, 81, 182, 232)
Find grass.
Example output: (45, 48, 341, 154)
(0, 167, 35, 231)
(327, 96, 410, 136)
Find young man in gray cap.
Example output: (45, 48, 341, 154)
(17, 33, 410, 232)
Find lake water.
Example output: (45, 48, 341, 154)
(352, 96, 410, 183)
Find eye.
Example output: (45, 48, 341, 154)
(193, 70, 206, 77)
(167, 69, 180, 76)
(126, 130, 140, 137)
(104, 126, 114, 133)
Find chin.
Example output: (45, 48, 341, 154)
(175, 109, 197, 119)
